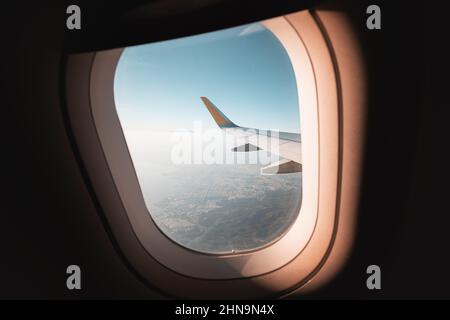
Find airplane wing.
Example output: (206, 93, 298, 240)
(200, 97, 302, 174)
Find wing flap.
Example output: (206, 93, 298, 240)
(232, 143, 261, 152)
(261, 159, 302, 175)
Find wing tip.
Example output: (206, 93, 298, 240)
(200, 96, 237, 128)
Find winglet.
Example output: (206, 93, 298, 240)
(200, 97, 237, 128)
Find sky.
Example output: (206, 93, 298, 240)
(113, 22, 300, 133)
(111, 23, 303, 252)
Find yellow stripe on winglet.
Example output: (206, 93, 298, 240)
(200, 97, 236, 128)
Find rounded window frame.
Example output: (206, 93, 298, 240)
(64, 9, 365, 298)
(88, 14, 323, 280)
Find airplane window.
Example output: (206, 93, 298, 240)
(113, 22, 302, 254)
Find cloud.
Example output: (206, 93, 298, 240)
(238, 23, 265, 37)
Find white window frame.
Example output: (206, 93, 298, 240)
(65, 9, 366, 298)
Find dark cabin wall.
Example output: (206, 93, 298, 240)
(305, 1, 448, 299)
(1, 2, 161, 299)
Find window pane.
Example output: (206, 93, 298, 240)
(114, 22, 302, 254)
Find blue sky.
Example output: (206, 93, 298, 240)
(114, 22, 300, 133)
